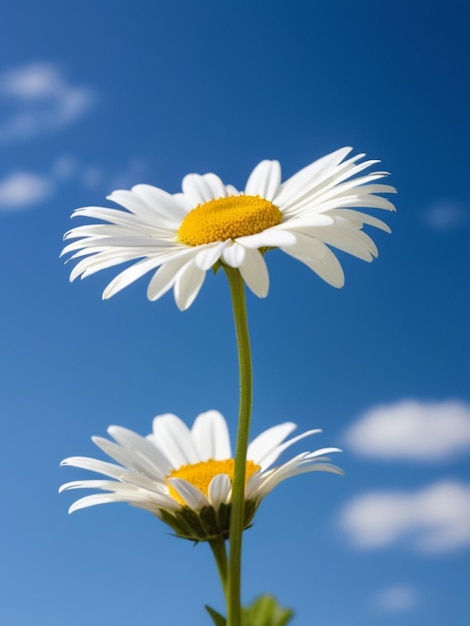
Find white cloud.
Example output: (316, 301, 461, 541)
(0, 63, 95, 142)
(0, 172, 54, 210)
(339, 481, 470, 553)
(51, 155, 80, 181)
(81, 166, 104, 189)
(109, 157, 148, 190)
(0, 155, 150, 215)
(344, 400, 470, 461)
(423, 199, 469, 231)
(373, 584, 418, 613)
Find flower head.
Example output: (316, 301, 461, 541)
(62, 148, 396, 310)
(60, 411, 342, 542)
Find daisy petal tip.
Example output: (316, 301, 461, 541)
(102, 283, 119, 300)
(107, 425, 125, 439)
(174, 295, 190, 312)
(68, 503, 81, 515)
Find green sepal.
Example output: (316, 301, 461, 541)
(159, 500, 259, 543)
(205, 605, 227, 626)
(242, 595, 294, 626)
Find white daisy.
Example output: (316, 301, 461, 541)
(62, 147, 396, 310)
(60, 410, 342, 542)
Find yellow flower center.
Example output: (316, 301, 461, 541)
(166, 458, 261, 505)
(177, 195, 282, 246)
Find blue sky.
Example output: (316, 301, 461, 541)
(1, 1, 469, 625)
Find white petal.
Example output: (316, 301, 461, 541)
(222, 242, 246, 267)
(333, 209, 392, 232)
(203, 173, 229, 199)
(248, 423, 297, 465)
(225, 184, 239, 196)
(257, 451, 343, 497)
(119, 472, 170, 500)
(174, 261, 206, 310)
(238, 248, 269, 298)
(208, 474, 232, 507)
(235, 229, 297, 249)
(281, 166, 393, 218)
(275, 147, 354, 206)
(59, 479, 125, 493)
(131, 184, 188, 223)
(69, 251, 138, 282)
(258, 461, 344, 497)
(309, 172, 392, 207)
(108, 426, 171, 478)
(169, 478, 210, 510)
(150, 414, 200, 467)
(146, 251, 197, 301)
(106, 189, 161, 224)
(67, 492, 158, 514)
(64, 234, 170, 252)
(171, 192, 193, 212)
(245, 472, 265, 500)
(245, 160, 281, 201)
(60, 456, 125, 479)
(91, 436, 140, 471)
(182, 173, 226, 206)
(257, 428, 323, 470)
(253, 453, 313, 495)
(191, 410, 231, 460)
(294, 223, 379, 262)
(102, 256, 166, 299)
(195, 242, 226, 270)
(303, 447, 343, 458)
(281, 234, 345, 288)
(68, 206, 147, 228)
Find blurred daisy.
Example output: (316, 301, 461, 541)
(62, 147, 396, 310)
(60, 410, 342, 542)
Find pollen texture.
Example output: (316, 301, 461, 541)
(177, 195, 282, 246)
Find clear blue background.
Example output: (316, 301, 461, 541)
(1, 1, 469, 625)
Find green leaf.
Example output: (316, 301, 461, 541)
(205, 605, 227, 626)
(242, 595, 294, 626)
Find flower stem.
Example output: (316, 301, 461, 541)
(224, 267, 253, 626)
(209, 536, 229, 600)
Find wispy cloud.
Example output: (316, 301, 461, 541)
(108, 157, 148, 190)
(344, 400, 470, 461)
(0, 172, 54, 210)
(0, 63, 95, 142)
(423, 199, 469, 231)
(0, 155, 150, 213)
(51, 155, 80, 181)
(339, 480, 470, 553)
(373, 584, 419, 613)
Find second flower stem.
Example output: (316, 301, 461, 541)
(225, 267, 253, 626)
(209, 536, 228, 600)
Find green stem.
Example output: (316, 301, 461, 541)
(209, 536, 229, 601)
(224, 267, 253, 626)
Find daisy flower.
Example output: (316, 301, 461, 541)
(60, 410, 342, 542)
(62, 147, 396, 310)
